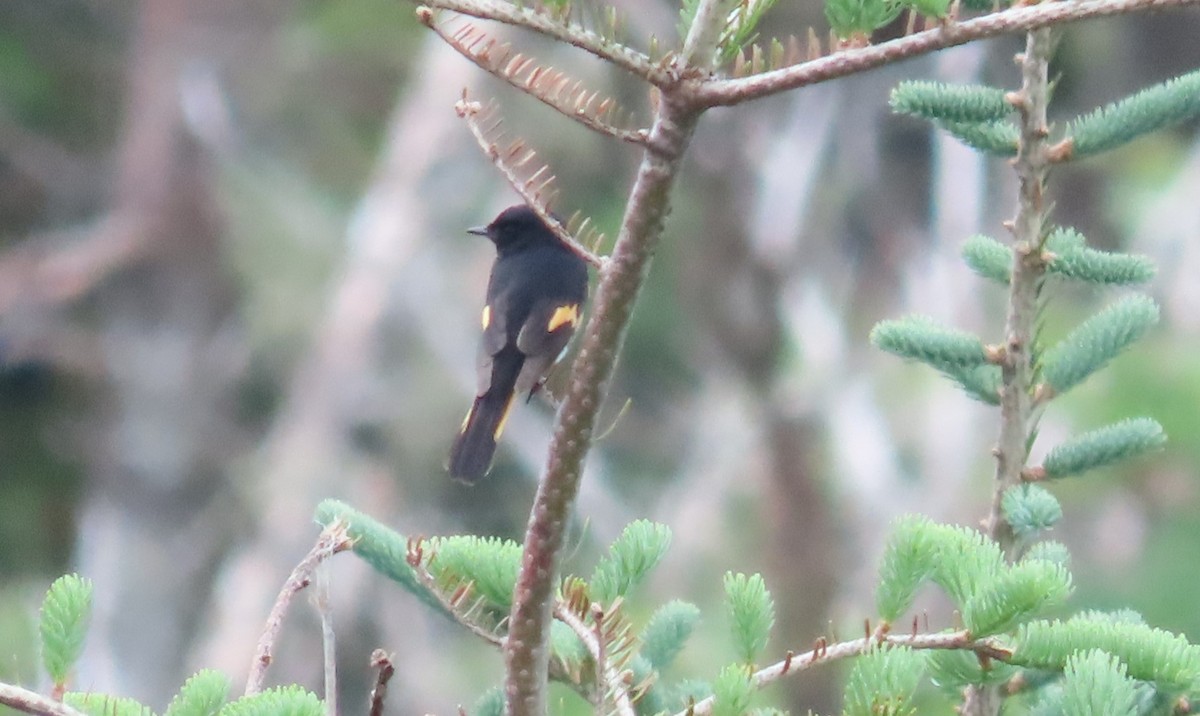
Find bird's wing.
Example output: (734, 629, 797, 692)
(475, 299, 509, 395)
(514, 297, 582, 394)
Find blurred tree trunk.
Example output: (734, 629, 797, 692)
(682, 117, 842, 712)
(75, 0, 283, 703)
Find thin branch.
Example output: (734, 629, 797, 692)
(679, 630, 1011, 716)
(415, 0, 671, 84)
(313, 562, 337, 716)
(681, 0, 737, 68)
(418, 9, 649, 146)
(406, 538, 507, 649)
(454, 92, 606, 268)
(245, 523, 353, 696)
(368, 650, 395, 716)
(969, 26, 1056, 716)
(688, 0, 1200, 108)
(0, 213, 149, 320)
(553, 602, 636, 716)
(0, 684, 88, 716)
(986, 28, 1054, 560)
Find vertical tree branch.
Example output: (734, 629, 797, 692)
(503, 97, 699, 715)
(681, 0, 737, 66)
(987, 28, 1054, 555)
(969, 27, 1056, 716)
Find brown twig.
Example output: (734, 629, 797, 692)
(454, 92, 606, 269)
(967, 25, 1057, 716)
(687, 0, 1200, 108)
(553, 602, 637, 716)
(368, 650, 396, 716)
(245, 523, 353, 696)
(678, 629, 1011, 716)
(418, 9, 649, 146)
(984, 28, 1055, 556)
(415, 0, 669, 85)
(0, 684, 88, 716)
(312, 562, 337, 716)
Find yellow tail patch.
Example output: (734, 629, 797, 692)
(481, 304, 492, 330)
(547, 304, 580, 332)
(493, 392, 517, 441)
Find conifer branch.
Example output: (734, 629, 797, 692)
(985, 28, 1054, 563)
(969, 26, 1056, 716)
(554, 603, 637, 716)
(414, 1, 671, 85)
(454, 92, 605, 268)
(687, 0, 1200, 108)
(406, 538, 507, 648)
(679, 629, 1011, 716)
(419, 9, 649, 146)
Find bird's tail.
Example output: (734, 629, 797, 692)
(448, 358, 522, 483)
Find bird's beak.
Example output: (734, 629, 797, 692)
(466, 225, 489, 237)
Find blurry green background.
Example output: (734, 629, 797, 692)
(1, 0, 1198, 713)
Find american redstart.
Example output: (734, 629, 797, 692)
(447, 205, 589, 483)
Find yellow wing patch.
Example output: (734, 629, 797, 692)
(547, 304, 580, 333)
(481, 304, 492, 330)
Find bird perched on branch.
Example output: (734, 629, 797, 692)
(448, 204, 589, 483)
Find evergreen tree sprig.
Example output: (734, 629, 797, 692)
(1001, 484, 1063, 539)
(1057, 649, 1141, 716)
(961, 558, 1072, 637)
(1045, 228, 1157, 285)
(1067, 66, 1200, 159)
(314, 500, 447, 615)
(825, 0, 902, 41)
(871, 316, 992, 375)
(891, 81, 1013, 124)
(216, 685, 324, 716)
(926, 650, 1017, 693)
(589, 520, 672, 605)
(711, 664, 756, 716)
(65, 694, 154, 716)
(164, 670, 231, 716)
(640, 600, 702, 672)
(876, 516, 939, 623)
(1037, 417, 1166, 480)
(717, 0, 781, 65)
(724, 573, 775, 665)
(1013, 615, 1200, 693)
(1024, 540, 1071, 567)
(842, 646, 926, 716)
(937, 119, 1020, 156)
(1040, 294, 1160, 396)
(40, 574, 93, 689)
(962, 234, 1013, 284)
(427, 535, 524, 612)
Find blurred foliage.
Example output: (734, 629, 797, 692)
(0, 367, 81, 577)
(0, 0, 1198, 713)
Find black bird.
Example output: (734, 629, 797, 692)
(448, 205, 589, 483)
